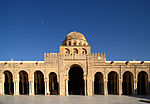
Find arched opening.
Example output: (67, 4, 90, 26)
(34, 71, 45, 95)
(79, 42, 81, 45)
(122, 71, 134, 95)
(108, 71, 119, 95)
(68, 65, 84, 95)
(69, 41, 71, 46)
(82, 48, 87, 54)
(73, 48, 78, 54)
(4, 70, 14, 95)
(19, 71, 29, 95)
(94, 72, 104, 95)
(137, 71, 148, 95)
(73, 41, 76, 46)
(65, 48, 70, 54)
(49, 72, 59, 95)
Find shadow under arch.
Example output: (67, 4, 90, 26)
(122, 71, 134, 95)
(68, 64, 85, 95)
(137, 71, 148, 95)
(34, 70, 45, 95)
(108, 71, 119, 95)
(4, 70, 14, 95)
(94, 72, 104, 95)
(19, 70, 29, 95)
(49, 72, 59, 95)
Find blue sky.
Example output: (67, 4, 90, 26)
(0, 0, 150, 61)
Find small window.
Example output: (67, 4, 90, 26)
(69, 41, 71, 46)
(74, 48, 78, 54)
(65, 48, 70, 54)
(73, 41, 76, 46)
(82, 48, 87, 54)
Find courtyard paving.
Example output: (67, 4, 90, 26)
(0, 95, 150, 104)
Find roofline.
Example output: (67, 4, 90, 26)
(106, 61, 150, 63)
(0, 61, 44, 63)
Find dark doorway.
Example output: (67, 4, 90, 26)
(137, 71, 148, 95)
(108, 71, 119, 95)
(4, 70, 14, 95)
(34, 71, 45, 95)
(94, 72, 104, 95)
(19, 71, 29, 95)
(49, 72, 58, 95)
(122, 71, 134, 95)
(68, 65, 84, 95)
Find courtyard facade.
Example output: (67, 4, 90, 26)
(0, 31, 149, 96)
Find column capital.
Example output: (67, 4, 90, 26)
(104, 79, 108, 82)
(84, 75, 87, 80)
(44, 78, 49, 82)
(13, 79, 19, 82)
(119, 79, 123, 82)
(65, 75, 68, 80)
(0, 79, 4, 82)
(134, 79, 138, 82)
(65, 78, 69, 80)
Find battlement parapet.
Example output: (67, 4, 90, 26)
(44, 53, 59, 62)
(91, 52, 106, 62)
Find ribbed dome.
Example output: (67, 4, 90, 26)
(65, 32, 86, 41)
(62, 31, 88, 46)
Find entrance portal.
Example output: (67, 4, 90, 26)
(137, 71, 148, 95)
(19, 71, 29, 95)
(4, 71, 14, 95)
(94, 72, 104, 95)
(34, 71, 45, 95)
(49, 72, 58, 95)
(68, 65, 84, 95)
(108, 71, 119, 95)
(122, 71, 134, 95)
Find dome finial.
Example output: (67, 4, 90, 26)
(74, 29, 77, 32)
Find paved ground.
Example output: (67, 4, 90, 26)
(0, 95, 150, 104)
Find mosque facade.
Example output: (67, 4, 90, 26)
(0, 32, 149, 96)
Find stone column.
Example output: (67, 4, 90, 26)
(65, 77, 68, 96)
(29, 79, 34, 95)
(0, 79, 3, 95)
(14, 79, 19, 95)
(104, 79, 108, 96)
(47, 79, 49, 95)
(0, 82, 2, 95)
(84, 75, 87, 96)
(148, 79, 150, 95)
(44, 78, 49, 95)
(87, 77, 93, 96)
(45, 81, 47, 95)
(119, 79, 122, 95)
(1, 74, 4, 95)
(134, 79, 137, 95)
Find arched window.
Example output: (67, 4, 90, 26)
(82, 48, 87, 54)
(74, 48, 78, 54)
(65, 48, 70, 54)
(73, 41, 76, 46)
(69, 41, 71, 46)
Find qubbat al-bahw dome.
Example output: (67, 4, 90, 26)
(62, 32, 88, 46)
(0, 31, 149, 96)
